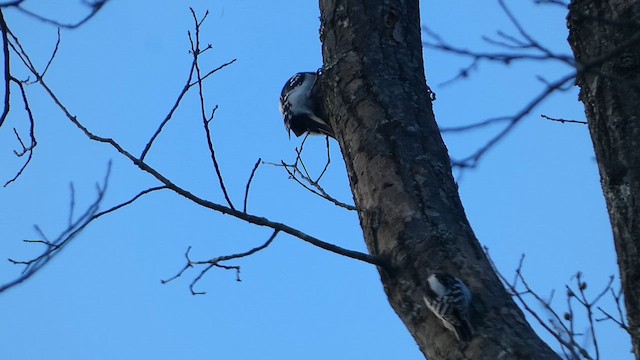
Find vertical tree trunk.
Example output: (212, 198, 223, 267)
(568, 1, 640, 358)
(318, 0, 559, 358)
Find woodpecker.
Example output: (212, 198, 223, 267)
(279, 72, 334, 138)
(423, 273, 474, 341)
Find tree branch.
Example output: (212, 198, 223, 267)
(162, 230, 279, 295)
(26, 34, 383, 270)
(2, 0, 109, 29)
(191, 9, 234, 210)
(243, 158, 262, 213)
(4, 79, 36, 186)
(0, 9, 10, 128)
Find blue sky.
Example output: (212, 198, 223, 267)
(0, 1, 629, 359)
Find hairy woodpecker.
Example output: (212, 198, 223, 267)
(423, 273, 474, 341)
(279, 72, 334, 138)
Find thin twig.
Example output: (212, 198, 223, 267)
(189, 9, 235, 210)
(159, 246, 194, 284)
(68, 183, 75, 228)
(280, 161, 357, 211)
(484, 248, 587, 360)
(451, 72, 575, 168)
(162, 230, 279, 295)
(4, 80, 36, 186)
(541, 114, 588, 125)
(7, 0, 109, 29)
(0, 10, 11, 128)
(269, 135, 356, 210)
(138, 26, 233, 161)
(315, 136, 332, 183)
(139, 63, 195, 160)
(439, 116, 512, 133)
(2, 162, 112, 293)
(243, 158, 262, 213)
(1, 177, 168, 294)
(41, 28, 60, 78)
(596, 289, 630, 334)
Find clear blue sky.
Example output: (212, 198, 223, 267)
(0, 1, 629, 359)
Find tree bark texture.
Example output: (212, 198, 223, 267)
(318, 1, 560, 359)
(568, 1, 640, 358)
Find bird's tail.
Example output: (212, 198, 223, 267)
(309, 113, 335, 138)
(454, 318, 474, 342)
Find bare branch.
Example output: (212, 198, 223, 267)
(159, 246, 194, 285)
(451, 72, 575, 169)
(439, 116, 512, 133)
(4, 79, 37, 186)
(596, 284, 630, 334)
(541, 115, 588, 125)
(200, 103, 235, 210)
(3, 0, 109, 29)
(484, 249, 600, 359)
(29, 66, 381, 267)
(266, 135, 356, 211)
(187, 59, 236, 88)
(568, 273, 614, 360)
(279, 160, 357, 211)
(486, 247, 630, 359)
(0, 10, 10, 128)
(421, 2, 582, 170)
(137, 14, 233, 162)
(2, 8, 384, 298)
(315, 135, 332, 183)
(68, 182, 76, 228)
(162, 230, 279, 295)
(243, 158, 262, 213)
(41, 28, 60, 78)
(1, 179, 169, 294)
(423, 23, 573, 74)
(534, 0, 569, 6)
(1, 162, 112, 293)
(139, 62, 195, 160)
(189, 8, 235, 210)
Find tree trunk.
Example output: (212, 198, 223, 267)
(568, 1, 640, 358)
(318, 0, 559, 358)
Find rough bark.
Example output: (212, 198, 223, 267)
(318, 0, 559, 359)
(568, 1, 640, 358)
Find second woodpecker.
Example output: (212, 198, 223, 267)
(423, 273, 474, 342)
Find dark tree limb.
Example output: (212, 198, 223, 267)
(1, 0, 109, 29)
(318, 0, 559, 358)
(0, 10, 10, 128)
(568, 2, 640, 357)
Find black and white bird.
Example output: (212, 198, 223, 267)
(279, 72, 334, 138)
(423, 273, 474, 342)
